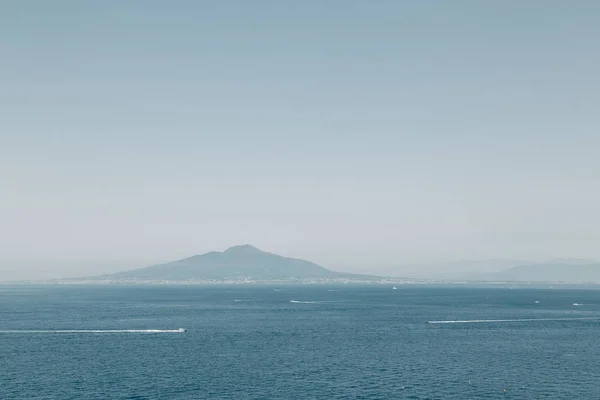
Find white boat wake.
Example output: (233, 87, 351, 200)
(426, 318, 599, 324)
(0, 328, 186, 334)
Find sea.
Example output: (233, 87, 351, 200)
(1, 284, 599, 399)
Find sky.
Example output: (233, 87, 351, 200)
(1, 1, 599, 280)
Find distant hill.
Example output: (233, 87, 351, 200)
(478, 262, 600, 283)
(86, 245, 373, 282)
(373, 259, 530, 279)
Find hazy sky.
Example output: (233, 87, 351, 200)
(1, 1, 599, 279)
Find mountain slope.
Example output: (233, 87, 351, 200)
(92, 245, 368, 281)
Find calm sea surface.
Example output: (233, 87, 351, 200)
(1, 285, 599, 399)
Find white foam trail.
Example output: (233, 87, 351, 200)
(0, 328, 186, 333)
(427, 318, 599, 324)
(289, 300, 355, 304)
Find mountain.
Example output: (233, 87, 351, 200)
(88, 245, 372, 282)
(479, 262, 600, 283)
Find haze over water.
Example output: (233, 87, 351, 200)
(2, 1, 600, 281)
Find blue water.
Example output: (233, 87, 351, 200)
(1, 285, 599, 399)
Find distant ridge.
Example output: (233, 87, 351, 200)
(85, 245, 375, 282)
(478, 262, 600, 283)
